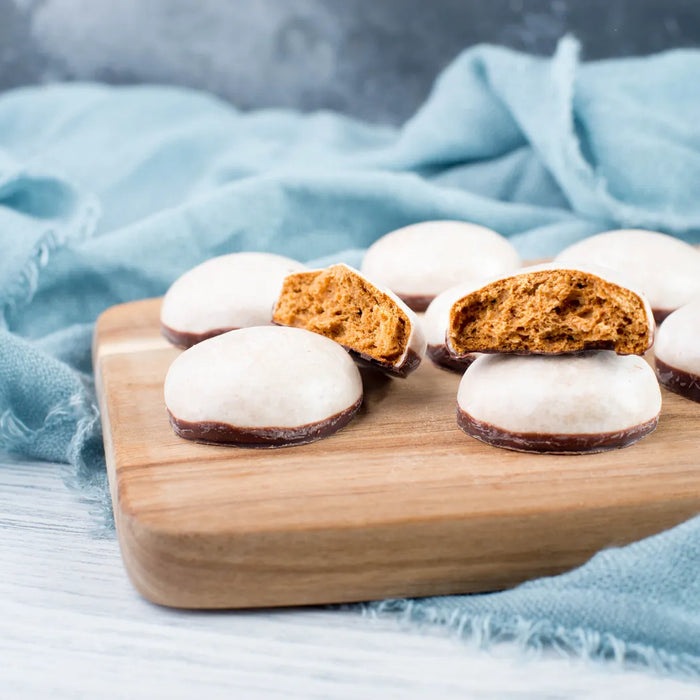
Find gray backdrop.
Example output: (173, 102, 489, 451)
(1, 0, 699, 124)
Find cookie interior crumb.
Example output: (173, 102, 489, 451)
(273, 265, 410, 364)
(448, 269, 650, 356)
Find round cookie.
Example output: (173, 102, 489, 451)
(272, 263, 426, 377)
(361, 221, 521, 311)
(654, 298, 700, 403)
(423, 285, 477, 372)
(555, 229, 700, 323)
(457, 352, 661, 453)
(446, 262, 655, 359)
(164, 326, 363, 447)
(161, 252, 307, 347)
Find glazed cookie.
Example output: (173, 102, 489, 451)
(164, 326, 363, 447)
(272, 263, 426, 377)
(161, 252, 307, 347)
(361, 221, 521, 311)
(654, 298, 700, 403)
(457, 352, 661, 453)
(423, 285, 478, 372)
(555, 229, 700, 323)
(446, 263, 654, 358)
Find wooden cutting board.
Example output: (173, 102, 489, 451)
(94, 298, 700, 609)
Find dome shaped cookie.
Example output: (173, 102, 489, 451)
(164, 326, 363, 447)
(555, 230, 700, 323)
(361, 221, 521, 311)
(446, 262, 654, 358)
(654, 299, 700, 403)
(457, 352, 661, 453)
(272, 263, 426, 377)
(161, 252, 307, 348)
(423, 285, 477, 373)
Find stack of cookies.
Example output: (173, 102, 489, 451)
(552, 228, 700, 407)
(160, 252, 428, 447)
(367, 222, 667, 454)
(435, 262, 661, 453)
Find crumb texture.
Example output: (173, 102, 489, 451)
(448, 270, 650, 355)
(273, 266, 410, 364)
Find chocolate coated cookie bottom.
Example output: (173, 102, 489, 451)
(426, 344, 476, 373)
(655, 358, 700, 403)
(170, 397, 362, 448)
(350, 347, 422, 378)
(457, 407, 658, 454)
(397, 293, 434, 313)
(161, 323, 237, 349)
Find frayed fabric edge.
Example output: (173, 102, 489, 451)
(0, 167, 111, 529)
(59, 386, 115, 534)
(0, 384, 114, 533)
(357, 599, 700, 679)
(64, 386, 112, 487)
(1, 173, 101, 327)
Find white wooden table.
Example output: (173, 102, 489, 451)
(2, 455, 698, 699)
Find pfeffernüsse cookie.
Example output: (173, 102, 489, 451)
(161, 252, 307, 348)
(272, 263, 426, 377)
(361, 221, 521, 311)
(457, 352, 661, 453)
(654, 298, 700, 403)
(164, 326, 363, 447)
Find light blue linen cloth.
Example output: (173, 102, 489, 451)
(1, 38, 699, 674)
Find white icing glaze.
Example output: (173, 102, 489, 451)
(161, 252, 307, 337)
(458, 352, 661, 434)
(445, 261, 656, 355)
(423, 284, 473, 347)
(164, 326, 362, 428)
(360, 221, 521, 299)
(654, 297, 700, 375)
(555, 229, 700, 314)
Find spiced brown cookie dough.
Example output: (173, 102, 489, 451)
(446, 263, 654, 358)
(272, 263, 426, 377)
(457, 352, 661, 454)
(164, 326, 363, 447)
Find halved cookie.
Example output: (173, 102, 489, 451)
(272, 263, 426, 377)
(446, 263, 654, 358)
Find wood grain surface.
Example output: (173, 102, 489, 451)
(94, 298, 700, 609)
